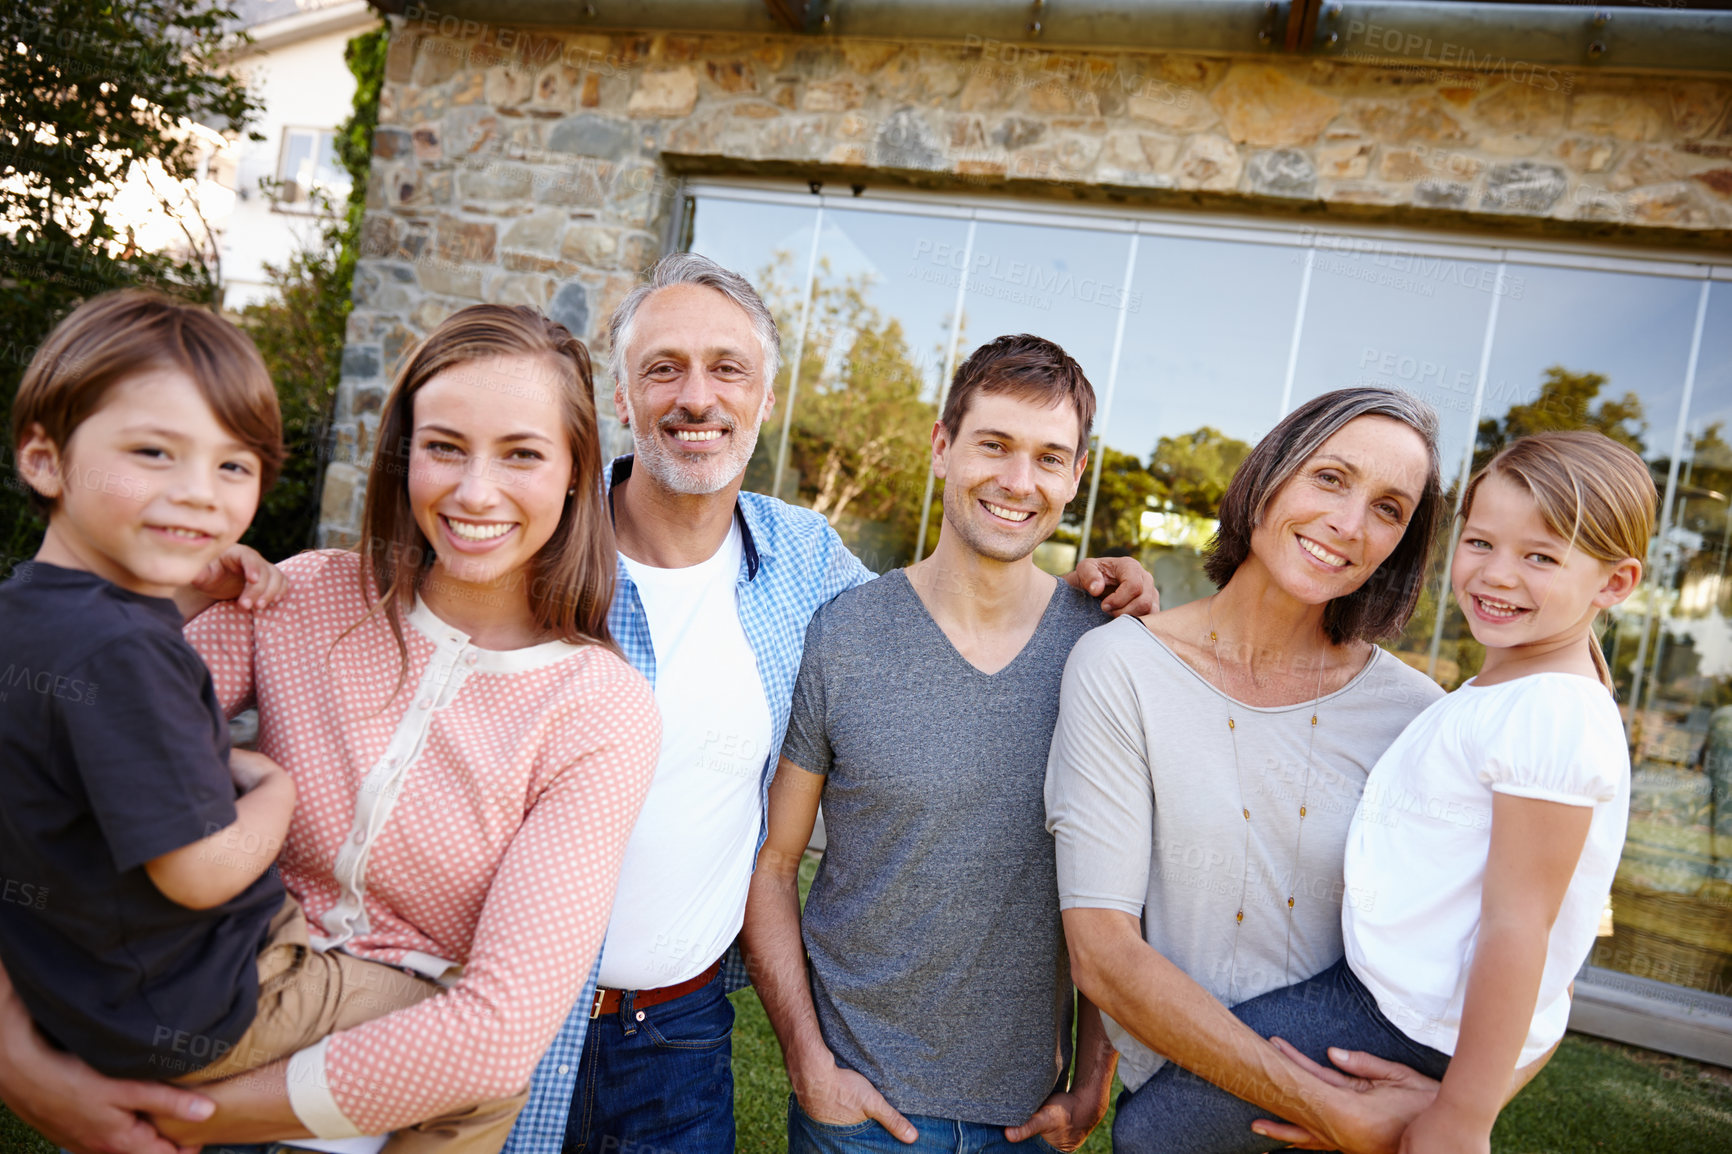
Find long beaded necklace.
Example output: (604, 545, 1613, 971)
(1206, 596, 1328, 1006)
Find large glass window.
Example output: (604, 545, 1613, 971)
(688, 183, 1732, 998)
(1579, 275, 1732, 998)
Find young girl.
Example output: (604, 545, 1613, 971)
(0, 304, 661, 1154)
(1117, 429, 1655, 1154)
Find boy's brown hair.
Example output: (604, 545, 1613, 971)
(10, 290, 284, 514)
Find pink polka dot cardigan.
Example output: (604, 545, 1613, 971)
(185, 549, 659, 1136)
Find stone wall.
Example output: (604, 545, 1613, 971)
(321, 17, 1732, 545)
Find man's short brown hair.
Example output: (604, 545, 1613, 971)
(10, 290, 284, 515)
(940, 334, 1095, 457)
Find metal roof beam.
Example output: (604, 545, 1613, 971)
(370, 0, 1732, 76)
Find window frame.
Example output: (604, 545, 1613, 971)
(271, 125, 349, 215)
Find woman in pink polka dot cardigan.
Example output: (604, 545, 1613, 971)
(137, 305, 657, 1151)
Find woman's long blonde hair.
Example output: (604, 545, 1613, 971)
(345, 305, 617, 698)
(1460, 430, 1657, 692)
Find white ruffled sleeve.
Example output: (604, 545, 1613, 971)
(1477, 676, 1626, 807)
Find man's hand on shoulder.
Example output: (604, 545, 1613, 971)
(1065, 556, 1158, 618)
(790, 1055, 919, 1144)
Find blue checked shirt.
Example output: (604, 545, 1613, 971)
(501, 456, 874, 1154)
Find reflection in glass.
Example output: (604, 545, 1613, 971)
(1590, 279, 1732, 998)
(1077, 236, 1303, 606)
(1416, 265, 1699, 694)
(695, 201, 968, 571)
(1289, 243, 1498, 481)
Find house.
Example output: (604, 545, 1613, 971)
(214, 0, 379, 308)
(326, 0, 1732, 1063)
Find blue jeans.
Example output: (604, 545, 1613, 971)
(786, 1096, 1061, 1154)
(1112, 959, 1451, 1154)
(560, 972, 735, 1154)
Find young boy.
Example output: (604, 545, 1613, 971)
(0, 289, 293, 1082)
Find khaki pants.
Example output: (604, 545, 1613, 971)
(175, 898, 527, 1154)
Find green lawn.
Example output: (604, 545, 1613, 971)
(4, 999, 1730, 1154)
(0, 1104, 47, 1154)
(4, 851, 1730, 1153)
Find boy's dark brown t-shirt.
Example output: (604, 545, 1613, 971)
(0, 561, 281, 1079)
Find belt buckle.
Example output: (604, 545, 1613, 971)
(590, 987, 606, 1019)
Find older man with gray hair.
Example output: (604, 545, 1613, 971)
(505, 253, 1155, 1154)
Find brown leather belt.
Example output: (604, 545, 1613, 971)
(590, 960, 721, 1018)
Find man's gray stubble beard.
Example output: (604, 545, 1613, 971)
(629, 413, 763, 496)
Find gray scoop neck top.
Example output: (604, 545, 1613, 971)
(1045, 614, 1445, 1091)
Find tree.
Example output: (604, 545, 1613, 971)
(795, 316, 931, 528)
(0, 0, 263, 559)
(1065, 445, 1158, 558)
(1149, 425, 1250, 517)
(1474, 365, 1646, 472)
(1065, 427, 1251, 558)
(753, 257, 937, 565)
(1693, 422, 1732, 475)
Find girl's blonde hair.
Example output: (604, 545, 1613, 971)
(1460, 430, 1657, 691)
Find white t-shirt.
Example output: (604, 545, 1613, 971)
(599, 520, 772, 989)
(1343, 672, 1630, 1065)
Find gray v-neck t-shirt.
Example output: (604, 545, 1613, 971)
(781, 569, 1109, 1125)
(1044, 615, 1444, 1091)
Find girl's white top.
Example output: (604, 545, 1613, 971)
(1343, 672, 1630, 1065)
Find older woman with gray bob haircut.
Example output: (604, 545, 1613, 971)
(1045, 388, 1457, 1153)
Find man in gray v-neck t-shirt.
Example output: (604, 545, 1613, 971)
(782, 570, 1106, 1124)
(741, 334, 1127, 1154)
